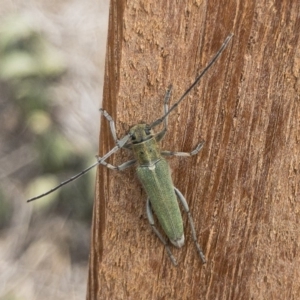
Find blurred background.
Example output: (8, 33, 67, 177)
(0, 1, 109, 299)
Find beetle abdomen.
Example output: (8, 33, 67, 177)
(136, 159, 184, 246)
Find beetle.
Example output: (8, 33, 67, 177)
(27, 34, 233, 265)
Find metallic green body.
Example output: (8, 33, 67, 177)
(130, 124, 184, 245)
(137, 159, 183, 243)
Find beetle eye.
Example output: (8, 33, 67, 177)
(145, 127, 151, 135)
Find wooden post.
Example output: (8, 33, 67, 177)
(88, 0, 300, 299)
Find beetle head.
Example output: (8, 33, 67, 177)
(129, 124, 153, 144)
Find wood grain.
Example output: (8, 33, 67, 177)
(88, 0, 300, 299)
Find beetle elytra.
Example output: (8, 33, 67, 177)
(27, 34, 233, 265)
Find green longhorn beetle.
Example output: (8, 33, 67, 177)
(27, 34, 233, 265)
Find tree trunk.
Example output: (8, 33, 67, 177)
(87, 0, 300, 299)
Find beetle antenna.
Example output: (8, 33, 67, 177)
(27, 161, 100, 202)
(149, 33, 233, 129)
(27, 133, 132, 202)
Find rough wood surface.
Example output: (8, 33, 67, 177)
(87, 0, 300, 299)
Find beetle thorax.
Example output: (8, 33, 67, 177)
(129, 124, 161, 166)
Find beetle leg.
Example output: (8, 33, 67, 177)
(146, 198, 178, 266)
(161, 141, 205, 157)
(163, 84, 172, 129)
(155, 85, 173, 142)
(174, 187, 206, 264)
(95, 156, 136, 171)
(100, 108, 134, 150)
(99, 108, 119, 143)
